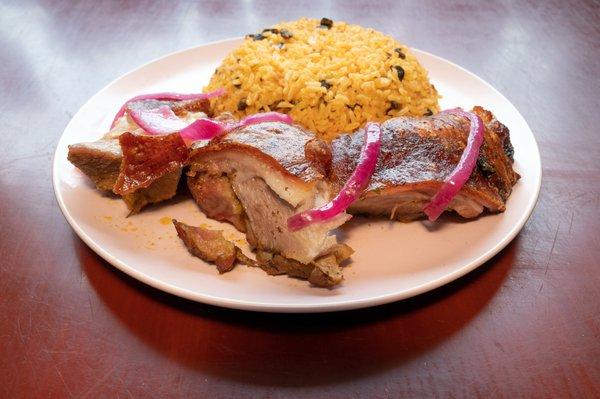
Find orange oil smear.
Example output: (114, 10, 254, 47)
(103, 216, 113, 221)
(159, 216, 172, 225)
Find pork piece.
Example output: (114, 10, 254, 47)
(187, 173, 247, 232)
(331, 106, 519, 220)
(113, 132, 188, 195)
(68, 98, 209, 213)
(173, 219, 251, 273)
(173, 219, 351, 287)
(187, 122, 351, 268)
(67, 140, 122, 192)
(67, 139, 182, 213)
(255, 244, 353, 287)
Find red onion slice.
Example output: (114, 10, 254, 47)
(179, 118, 227, 143)
(287, 122, 382, 231)
(423, 108, 485, 221)
(179, 111, 293, 142)
(130, 107, 295, 144)
(239, 111, 293, 127)
(128, 105, 187, 135)
(110, 88, 224, 128)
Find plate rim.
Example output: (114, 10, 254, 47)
(52, 37, 542, 313)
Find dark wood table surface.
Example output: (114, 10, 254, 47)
(1, 0, 599, 397)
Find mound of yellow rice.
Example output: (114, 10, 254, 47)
(205, 18, 439, 140)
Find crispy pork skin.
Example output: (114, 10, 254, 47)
(331, 106, 519, 220)
(113, 132, 188, 195)
(187, 122, 351, 276)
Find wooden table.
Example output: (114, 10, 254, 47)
(1, 1, 598, 397)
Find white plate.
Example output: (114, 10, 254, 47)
(53, 38, 541, 313)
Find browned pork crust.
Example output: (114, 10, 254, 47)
(113, 132, 188, 195)
(331, 107, 519, 219)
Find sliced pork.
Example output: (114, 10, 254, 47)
(68, 98, 210, 213)
(331, 106, 519, 220)
(187, 121, 352, 286)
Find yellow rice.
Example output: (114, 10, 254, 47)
(205, 18, 439, 140)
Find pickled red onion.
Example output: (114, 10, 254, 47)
(110, 88, 224, 128)
(179, 111, 294, 142)
(239, 111, 293, 126)
(130, 105, 295, 143)
(423, 108, 485, 221)
(179, 118, 227, 142)
(128, 106, 187, 135)
(287, 122, 382, 231)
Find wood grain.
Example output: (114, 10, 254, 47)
(1, 0, 599, 397)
